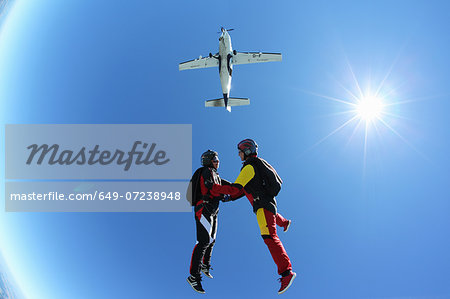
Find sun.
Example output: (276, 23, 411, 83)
(355, 95, 385, 122)
(303, 57, 426, 172)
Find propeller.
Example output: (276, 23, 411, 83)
(218, 27, 234, 33)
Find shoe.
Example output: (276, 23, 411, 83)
(283, 220, 291, 232)
(187, 275, 205, 294)
(201, 264, 214, 279)
(278, 271, 296, 294)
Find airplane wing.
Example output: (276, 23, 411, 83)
(232, 52, 282, 65)
(179, 56, 219, 71)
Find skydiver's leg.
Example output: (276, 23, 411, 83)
(189, 207, 213, 278)
(275, 213, 289, 227)
(256, 208, 292, 276)
(202, 213, 217, 266)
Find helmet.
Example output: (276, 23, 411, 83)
(237, 139, 258, 157)
(201, 150, 219, 167)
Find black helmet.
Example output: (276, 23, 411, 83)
(201, 150, 219, 167)
(237, 139, 258, 157)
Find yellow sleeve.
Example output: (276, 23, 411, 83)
(234, 165, 255, 187)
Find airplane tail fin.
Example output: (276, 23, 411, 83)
(205, 97, 250, 112)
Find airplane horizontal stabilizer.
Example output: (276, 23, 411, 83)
(205, 97, 250, 108)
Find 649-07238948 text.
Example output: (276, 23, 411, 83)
(9, 191, 182, 201)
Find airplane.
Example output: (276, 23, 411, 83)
(179, 27, 282, 111)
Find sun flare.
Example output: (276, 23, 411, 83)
(304, 57, 425, 171)
(355, 95, 384, 122)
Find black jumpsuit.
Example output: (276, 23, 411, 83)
(189, 166, 230, 278)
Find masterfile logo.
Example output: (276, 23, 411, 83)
(5, 124, 191, 180)
(4, 125, 192, 212)
(26, 141, 170, 171)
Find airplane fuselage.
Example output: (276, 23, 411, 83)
(218, 31, 233, 99)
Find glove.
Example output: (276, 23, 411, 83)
(221, 195, 232, 202)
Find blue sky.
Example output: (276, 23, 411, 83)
(1, 0, 450, 298)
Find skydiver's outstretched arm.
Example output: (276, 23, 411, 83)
(213, 164, 255, 195)
(217, 178, 245, 201)
(212, 183, 243, 199)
